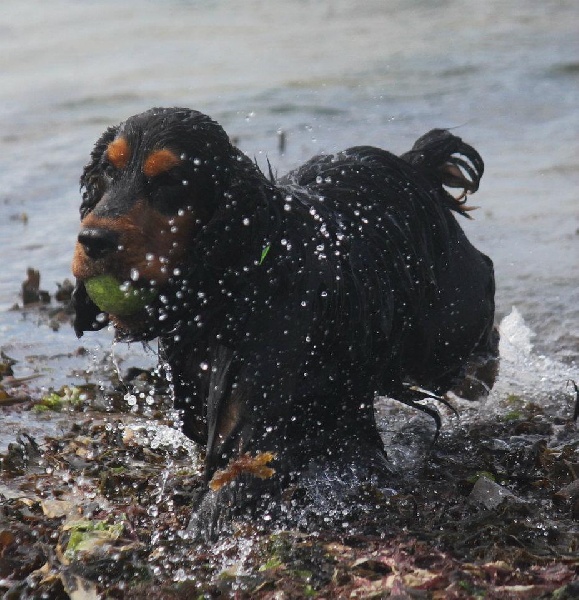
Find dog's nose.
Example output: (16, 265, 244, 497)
(78, 228, 120, 260)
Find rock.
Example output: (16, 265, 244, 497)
(468, 476, 522, 510)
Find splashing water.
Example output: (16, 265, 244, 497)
(378, 307, 577, 474)
(492, 307, 577, 404)
(499, 306, 535, 361)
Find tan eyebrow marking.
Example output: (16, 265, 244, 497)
(143, 149, 181, 178)
(106, 137, 131, 170)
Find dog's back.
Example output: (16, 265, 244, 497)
(191, 130, 498, 534)
(278, 130, 497, 400)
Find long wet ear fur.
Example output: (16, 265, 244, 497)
(401, 129, 484, 218)
(72, 281, 109, 337)
(73, 126, 119, 337)
(72, 281, 109, 338)
(79, 125, 119, 218)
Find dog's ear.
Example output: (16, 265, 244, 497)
(74, 127, 118, 336)
(79, 125, 119, 218)
(72, 280, 108, 338)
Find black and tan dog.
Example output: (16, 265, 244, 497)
(72, 107, 497, 533)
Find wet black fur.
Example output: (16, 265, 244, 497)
(73, 108, 497, 535)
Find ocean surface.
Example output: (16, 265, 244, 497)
(0, 0, 577, 443)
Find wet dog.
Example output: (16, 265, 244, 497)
(72, 107, 497, 534)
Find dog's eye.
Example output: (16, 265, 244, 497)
(147, 169, 189, 198)
(146, 169, 191, 213)
(147, 169, 184, 190)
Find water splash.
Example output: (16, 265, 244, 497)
(493, 306, 577, 402)
(498, 306, 534, 363)
(378, 306, 578, 474)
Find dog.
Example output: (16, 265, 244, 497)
(72, 107, 497, 534)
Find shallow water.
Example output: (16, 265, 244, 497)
(0, 0, 577, 430)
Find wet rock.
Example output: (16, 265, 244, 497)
(0, 352, 16, 379)
(554, 479, 579, 503)
(21, 268, 50, 305)
(468, 476, 523, 510)
(1, 434, 43, 475)
(54, 279, 74, 303)
(553, 479, 579, 518)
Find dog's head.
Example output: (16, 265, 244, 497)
(72, 107, 266, 340)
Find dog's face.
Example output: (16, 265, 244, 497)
(72, 107, 235, 338)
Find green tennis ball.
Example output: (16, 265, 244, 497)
(84, 275, 156, 316)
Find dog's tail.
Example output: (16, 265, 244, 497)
(401, 129, 484, 218)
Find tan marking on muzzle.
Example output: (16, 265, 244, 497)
(72, 201, 197, 286)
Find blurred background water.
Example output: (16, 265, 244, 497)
(0, 0, 577, 403)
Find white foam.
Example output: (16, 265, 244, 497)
(493, 307, 576, 401)
(499, 306, 534, 361)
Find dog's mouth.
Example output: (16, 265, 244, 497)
(73, 242, 193, 339)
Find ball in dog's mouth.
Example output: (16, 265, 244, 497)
(84, 275, 157, 316)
